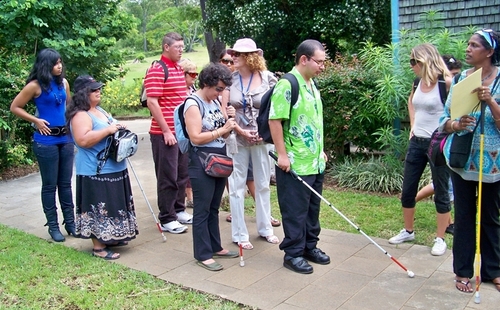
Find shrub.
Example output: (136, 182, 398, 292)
(316, 53, 383, 158)
(332, 155, 431, 194)
(0, 139, 34, 171)
(99, 79, 144, 116)
(0, 50, 36, 169)
(136, 52, 145, 62)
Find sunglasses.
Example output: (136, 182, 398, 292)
(215, 86, 225, 92)
(91, 88, 102, 93)
(186, 72, 198, 78)
(221, 58, 234, 65)
(410, 59, 418, 66)
(232, 52, 248, 57)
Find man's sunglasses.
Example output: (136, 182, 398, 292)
(221, 58, 234, 65)
(186, 72, 198, 78)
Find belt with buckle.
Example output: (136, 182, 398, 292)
(46, 126, 68, 136)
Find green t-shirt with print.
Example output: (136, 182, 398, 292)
(269, 67, 325, 175)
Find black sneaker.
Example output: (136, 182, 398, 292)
(446, 223, 454, 235)
(303, 248, 330, 265)
(283, 256, 313, 274)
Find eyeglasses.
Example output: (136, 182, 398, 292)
(186, 72, 198, 78)
(169, 44, 185, 50)
(91, 88, 102, 93)
(308, 57, 325, 66)
(215, 86, 225, 92)
(410, 58, 418, 66)
(221, 58, 234, 65)
(232, 52, 247, 57)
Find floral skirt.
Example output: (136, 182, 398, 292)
(75, 169, 138, 243)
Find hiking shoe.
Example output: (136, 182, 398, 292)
(388, 229, 415, 244)
(160, 220, 188, 234)
(431, 237, 447, 256)
(445, 223, 454, 235)
(176, 211, 193, 224)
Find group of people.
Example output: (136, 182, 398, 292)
(390, 30, 500, 293)
(10, 28, 500, 292)
(10, 49, 138, 260)
(142, 33, 328, 273)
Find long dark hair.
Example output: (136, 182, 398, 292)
(65, 87, 92, 126)
(26, 48, 65, 91)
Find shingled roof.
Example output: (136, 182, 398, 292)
(399, 0, 500, 32)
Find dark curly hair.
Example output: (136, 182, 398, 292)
(197, 63, 232, 89)
(26, 48, 65, 92)
(65, 86, 94, 126)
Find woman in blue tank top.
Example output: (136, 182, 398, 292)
(66, 75, 138, 260)
(10, 48, 75, 242)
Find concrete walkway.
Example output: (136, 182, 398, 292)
(0, 119, 498, 309)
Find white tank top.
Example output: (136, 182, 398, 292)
(412, 81, 444, 138)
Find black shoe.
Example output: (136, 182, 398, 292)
(304, 248, 330, 265)
(283, 256, 313, 274)
(446, 223, 454, 235)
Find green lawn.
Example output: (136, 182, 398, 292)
(123, 47, 211, 86)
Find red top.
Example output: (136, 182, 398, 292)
(145, 55, 187, 135)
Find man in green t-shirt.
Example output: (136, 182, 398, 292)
(269, 39, 329, 274)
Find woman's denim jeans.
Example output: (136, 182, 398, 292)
(33, 141, 75, 223)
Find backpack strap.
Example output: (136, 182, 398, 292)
(413, 76, 448, 105)
(156, 60, 169, 83)
(437, 74, 447, 105)
(280, 73, 299, 119)
(180, 94, 204, 139)
(412, 77, 420, 95)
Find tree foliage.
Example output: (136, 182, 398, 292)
(123, 0, 201, 52)
(0, 0, 136, 168)
(0, 0, 136, 82)
(205, 0, 390, 72)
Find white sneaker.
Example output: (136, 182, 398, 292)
(431, 237, 447, 256)
(388, 229, 415, 244)
(160, 220, 188, 234)
(176, 211, 193, 224)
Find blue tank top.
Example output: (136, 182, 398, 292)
(73, 107, 126, 175)
(33, 80, 72, 145)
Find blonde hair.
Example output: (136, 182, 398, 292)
(242, 52, 267, 72)
(411, 43, 451, 86)
(179, 58, 197, 73)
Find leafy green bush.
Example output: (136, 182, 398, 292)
(317, 53, 384, 158)
(136, 52, 145, 62)
(0, 50, 36, 169)
(99, 79, 144, 116)
(0, 139, 34, 170)
(332, 155, 431, 194)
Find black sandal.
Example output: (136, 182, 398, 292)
(92, 248, 120, 260)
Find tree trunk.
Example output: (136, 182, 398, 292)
(200, 0, 225, 63)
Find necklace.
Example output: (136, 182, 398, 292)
(481, 68, 496, 83)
